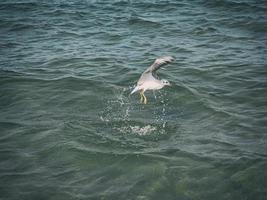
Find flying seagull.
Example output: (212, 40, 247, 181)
(131, 56, 175, 104)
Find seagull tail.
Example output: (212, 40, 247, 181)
(131, 86, 139, 95)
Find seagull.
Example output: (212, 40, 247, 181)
(131, 56, 175, 104)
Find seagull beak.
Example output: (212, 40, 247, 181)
(167, 83, 172, 86)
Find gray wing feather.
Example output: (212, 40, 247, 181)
(144, 56, 175, 74)
(137, 72, 154, 85)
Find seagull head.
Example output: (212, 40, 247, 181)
(161, 79, 171, 86)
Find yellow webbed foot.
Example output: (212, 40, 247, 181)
(139, 91, 148, 104)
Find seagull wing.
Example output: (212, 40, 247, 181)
(143, 56, 175, 74)
(136, 56, 175, 86)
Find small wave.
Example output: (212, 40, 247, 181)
(132, 1, 187, 10)
(192, 26, 218, 35)
(128, 16, 162, 27)
(0, 41, 20, 48)
(0, 121, 24, 129)
(0, 2, 40, 11)
(202, 0, 267, 12)
(55, 30, 83, 37)
(0, 69, 24, 77)
(0, 72, 106, 91)
(9, 23, 35, 32)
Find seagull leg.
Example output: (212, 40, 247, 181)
(143, 93, 147, 104)
(139, 92, 144, 103)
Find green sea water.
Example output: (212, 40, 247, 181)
(0, 0, 267, 199)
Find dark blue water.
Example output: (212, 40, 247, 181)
(1, 0, 267, 199)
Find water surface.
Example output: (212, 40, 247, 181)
(1, 0, 267, 199)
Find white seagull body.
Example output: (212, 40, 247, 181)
(131, 56, 175, 104)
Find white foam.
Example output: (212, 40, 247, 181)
(130, 125, 157, 136)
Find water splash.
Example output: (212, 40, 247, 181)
(114, 124, 158, 136)
(99, 87, 132, 123)
(99, 87, 169, 136)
